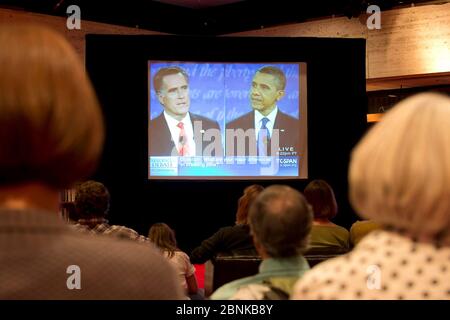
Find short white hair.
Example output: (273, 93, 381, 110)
(349, 92, 450, 244)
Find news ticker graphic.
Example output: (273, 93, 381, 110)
(149, 156, 300, 177)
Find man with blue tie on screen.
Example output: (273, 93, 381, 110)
(149, 66, 222, 157)
(226, 66, 299, 157)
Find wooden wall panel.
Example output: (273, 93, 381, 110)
(230, 3, 450, 83)
(2, 4, 449, 89)
(0, 8, 163, 61)
(367, 3, 450, 78)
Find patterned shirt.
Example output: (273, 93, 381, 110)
(0, 208, 184, 299)
(292, 230, 450, 300)
(73, 219, 149, 243)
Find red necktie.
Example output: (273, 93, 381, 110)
(177, 122, 190, 156)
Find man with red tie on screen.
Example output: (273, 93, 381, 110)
(149, 66, 222, 157)
(226, 66, 299, 157)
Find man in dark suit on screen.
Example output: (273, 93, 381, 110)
(149, 66, 222, 157)
(225, 66, 299, 157)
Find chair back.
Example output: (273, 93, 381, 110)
(204, 255, 261, 297)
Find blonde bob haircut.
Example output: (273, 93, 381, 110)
(349, 92, 450, 244)
(0, 24, 104, 188)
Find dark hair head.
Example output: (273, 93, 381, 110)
(74, 180, 110, 219)
(235, 184, 265, 225)
(148, 223, 178, 258)
(256, 66, 286, 90)
(0, 24, 104, 188)
(153, 66, 189, 93)
(304, 179, 338, 220)
(249, 185, 313, 258)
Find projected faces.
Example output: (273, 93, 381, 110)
(250, 72, 285, 116)
(157, 73, 190, 120)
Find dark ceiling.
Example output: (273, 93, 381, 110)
(2, 0, 443, 35)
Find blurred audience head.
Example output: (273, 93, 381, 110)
(75, 180, 110, 219)
(249, 185, 313, 258)
(304, 179, 338, 220)
(148, 223, 178, 258)
(349, 92, 450, 245)
(235, 184, 265, 225)
(0, 24, 104, 190)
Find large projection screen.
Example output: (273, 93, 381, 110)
(148, 61, 308, 179)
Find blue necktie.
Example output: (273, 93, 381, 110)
(258, 117, 270, 156)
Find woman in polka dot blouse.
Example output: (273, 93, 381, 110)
(292, 93, 450, 300)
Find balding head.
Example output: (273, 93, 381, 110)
(249, 185, 313, 258)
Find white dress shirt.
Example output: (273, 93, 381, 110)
(163, 111, 196, 156)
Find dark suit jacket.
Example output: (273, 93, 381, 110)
(149, 112, 222, 156)
(225, 110, 299, 156)
(190, 224, 257, 264)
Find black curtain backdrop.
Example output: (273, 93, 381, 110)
(86, 35, 367, 253)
